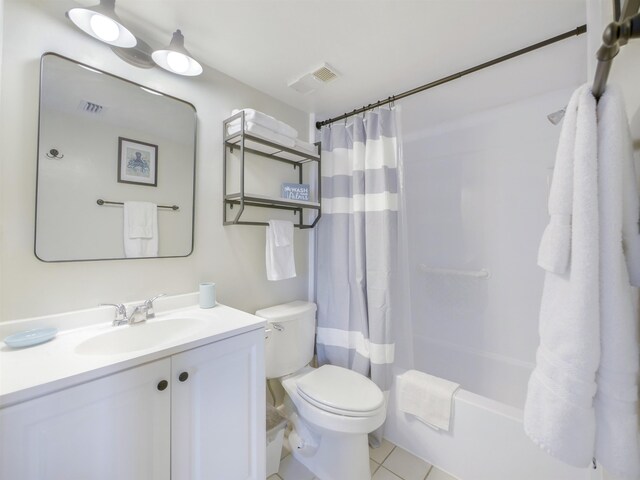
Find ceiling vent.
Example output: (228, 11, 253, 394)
(78, 100, 105, 115)
(312, 64, 338, 83)
(288, 63, 339, 95)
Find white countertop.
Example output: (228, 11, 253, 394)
(0, 294, 265, 408)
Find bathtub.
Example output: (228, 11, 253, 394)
(384, 369, 603, 480)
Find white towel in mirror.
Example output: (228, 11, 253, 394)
(123, 201, 158, 257)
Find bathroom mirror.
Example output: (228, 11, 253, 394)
(35, 53, 196, 262)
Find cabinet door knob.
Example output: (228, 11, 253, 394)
(178, 372, 189, 382)
(157, 380, 168, 391)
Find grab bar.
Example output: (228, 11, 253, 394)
(419, 265, 490, 278)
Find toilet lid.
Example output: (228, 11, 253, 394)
(296, 365, 384, 416)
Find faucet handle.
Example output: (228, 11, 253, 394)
(144, 294, 166, 319)
(100, 303, 127, 325)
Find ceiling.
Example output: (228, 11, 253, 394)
(57, 1, 587, 122)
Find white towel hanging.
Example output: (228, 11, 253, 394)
(123, 201, 158, 257)
(524, 85, 600, 468)
(265, 220, 296, 281)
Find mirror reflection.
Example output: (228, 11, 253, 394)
(36, 53, 196, 262)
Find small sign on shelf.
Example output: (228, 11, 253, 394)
(281, 183, 310, 201)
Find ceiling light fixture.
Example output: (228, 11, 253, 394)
(152, 30, 203, 76)
(66, 0, 136, 48)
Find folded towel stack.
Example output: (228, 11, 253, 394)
(228, 108, 317, 154)
(232, 108, 298, 138)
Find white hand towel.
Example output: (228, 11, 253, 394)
(397, 370, 459, 431)
(123, 201, 158, 258)
(594, 86, 640, 480)
(266, 220, 296, 281)
(524, 85, 600, 468)
(232, 108, 298, 139)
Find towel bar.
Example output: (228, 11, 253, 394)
(419, 265, 490, 278)
(96, 199, 179, 211)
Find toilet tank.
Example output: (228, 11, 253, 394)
(256, 301, 317, 379)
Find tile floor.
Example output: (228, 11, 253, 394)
(268, 438, 459, 480)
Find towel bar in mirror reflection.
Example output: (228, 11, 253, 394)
(96, 199, 180, 211)
(35, 53, 196, 262)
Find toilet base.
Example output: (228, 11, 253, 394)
(290, 427, 372, 480)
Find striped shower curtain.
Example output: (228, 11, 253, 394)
(316, 108, 399, 444)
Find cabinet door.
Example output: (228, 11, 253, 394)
(171, 329, 266, 480)
(0, 358, 171, 480)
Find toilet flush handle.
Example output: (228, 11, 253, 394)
(265, 322, 285, 337)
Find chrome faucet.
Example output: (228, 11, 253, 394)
(143, 293, 165, 320)
(100, 303, 128, 326)
(101, 294, 166, 326)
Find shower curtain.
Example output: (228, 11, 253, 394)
(316, 108, 400, 445)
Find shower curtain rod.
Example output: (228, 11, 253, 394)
(316, 25, 587, 130)
(592, 0, 640, 99)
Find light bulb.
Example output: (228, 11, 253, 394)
(90, 14, 119, 42)
(167, 51, 189, 73)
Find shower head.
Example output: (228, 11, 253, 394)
(547, 108, 566, 125)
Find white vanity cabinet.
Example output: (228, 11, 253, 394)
(171, 328, 266, 479)
(0, 358, 172, 480)
(0, 328, 265, 480)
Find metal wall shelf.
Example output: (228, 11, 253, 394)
(222, 111, 321, 228)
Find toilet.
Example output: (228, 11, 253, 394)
(257, 301, 386, 480)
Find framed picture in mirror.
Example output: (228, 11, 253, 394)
(117, 137, 158, 186)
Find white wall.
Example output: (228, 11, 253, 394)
(0, 0, 311, 320)
(0, 0, 4, 321)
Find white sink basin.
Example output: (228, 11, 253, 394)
(75, 318, 207, 355)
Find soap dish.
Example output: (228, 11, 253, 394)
(4, 327, 58, 348)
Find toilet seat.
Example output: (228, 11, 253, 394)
(296, 365, 384, 417)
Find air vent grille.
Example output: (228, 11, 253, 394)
(288, 63, 339, 95)
(78, 100, 105, 114)
(312, 65, 338, 83)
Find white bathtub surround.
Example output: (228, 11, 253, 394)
(526, 84, 640, 478)
(397, 370, 459, 431)
(316, 108, 401, 445)
(386, 369, 597, 480)
(524, 85, 601, 468)
(594, 86, 640, 479)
